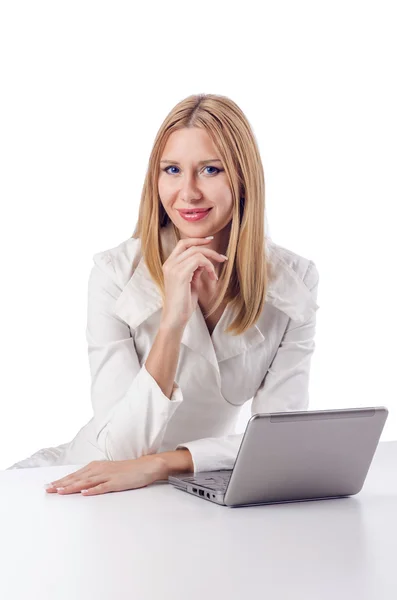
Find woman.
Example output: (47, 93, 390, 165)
(6, 93, 320, 497)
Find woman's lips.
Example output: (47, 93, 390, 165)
(177, 208, 212, 222)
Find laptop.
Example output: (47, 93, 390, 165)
(168, 406, 389, 508)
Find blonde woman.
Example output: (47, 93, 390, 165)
(7, 94, 320, 497)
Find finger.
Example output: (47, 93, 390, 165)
(173, 246, 227, 266)
(80, 482, 111, 496)
(191, 266, 205, 284)
(45, 478, 80, 492)
(46, 462, 97, 489)
(168, 237, 213, 260)
(56, 476, 101, 495)
(182, 256, 218, 281)
(45, 477, 81, 492)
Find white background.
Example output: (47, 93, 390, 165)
(1, 1, 395, 470)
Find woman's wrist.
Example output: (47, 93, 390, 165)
(154, 448, 194, 479)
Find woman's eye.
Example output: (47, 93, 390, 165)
(162, 166, 221, 175)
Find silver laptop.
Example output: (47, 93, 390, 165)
(168, 406, 389, 508)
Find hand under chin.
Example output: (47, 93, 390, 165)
(197, 272, 218, 298)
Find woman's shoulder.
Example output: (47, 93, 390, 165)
(92, 236, 143, 288)
(266, 238, 319, 290)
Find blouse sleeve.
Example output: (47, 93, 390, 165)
(87, 251, 184, 461)
(175, 261, 320, 473)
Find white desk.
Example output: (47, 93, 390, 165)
(1, 441, 396, 600)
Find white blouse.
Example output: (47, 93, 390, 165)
(6, 222, 320, 473)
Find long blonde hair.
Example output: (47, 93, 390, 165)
(132, 93, 275, 336)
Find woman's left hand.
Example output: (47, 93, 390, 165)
(44, 455, 167, 496)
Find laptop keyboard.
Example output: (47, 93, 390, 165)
(179, 472, 232, 492)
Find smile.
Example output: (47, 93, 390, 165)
(177, 208, 212, 222)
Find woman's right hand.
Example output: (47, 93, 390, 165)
(161, 237, 228, 330)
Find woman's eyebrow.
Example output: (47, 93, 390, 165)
(160, 159, 223, 165)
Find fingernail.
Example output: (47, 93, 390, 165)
(221, 255, 228, 260)
(56, 487, 65, 492)
(44, 483, 54, 489)
(205, 236, 214, 240)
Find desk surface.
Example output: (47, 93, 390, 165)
(1, 441, 396, 600)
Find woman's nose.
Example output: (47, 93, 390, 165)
(179, 173, 202, 199)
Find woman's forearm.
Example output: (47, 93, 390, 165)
(145, 320, 185, 400)
(144, 318, 194, 477)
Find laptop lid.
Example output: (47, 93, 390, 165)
(223, 406, 388, 507)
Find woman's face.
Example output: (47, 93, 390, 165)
(158, 127, 233, 239)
